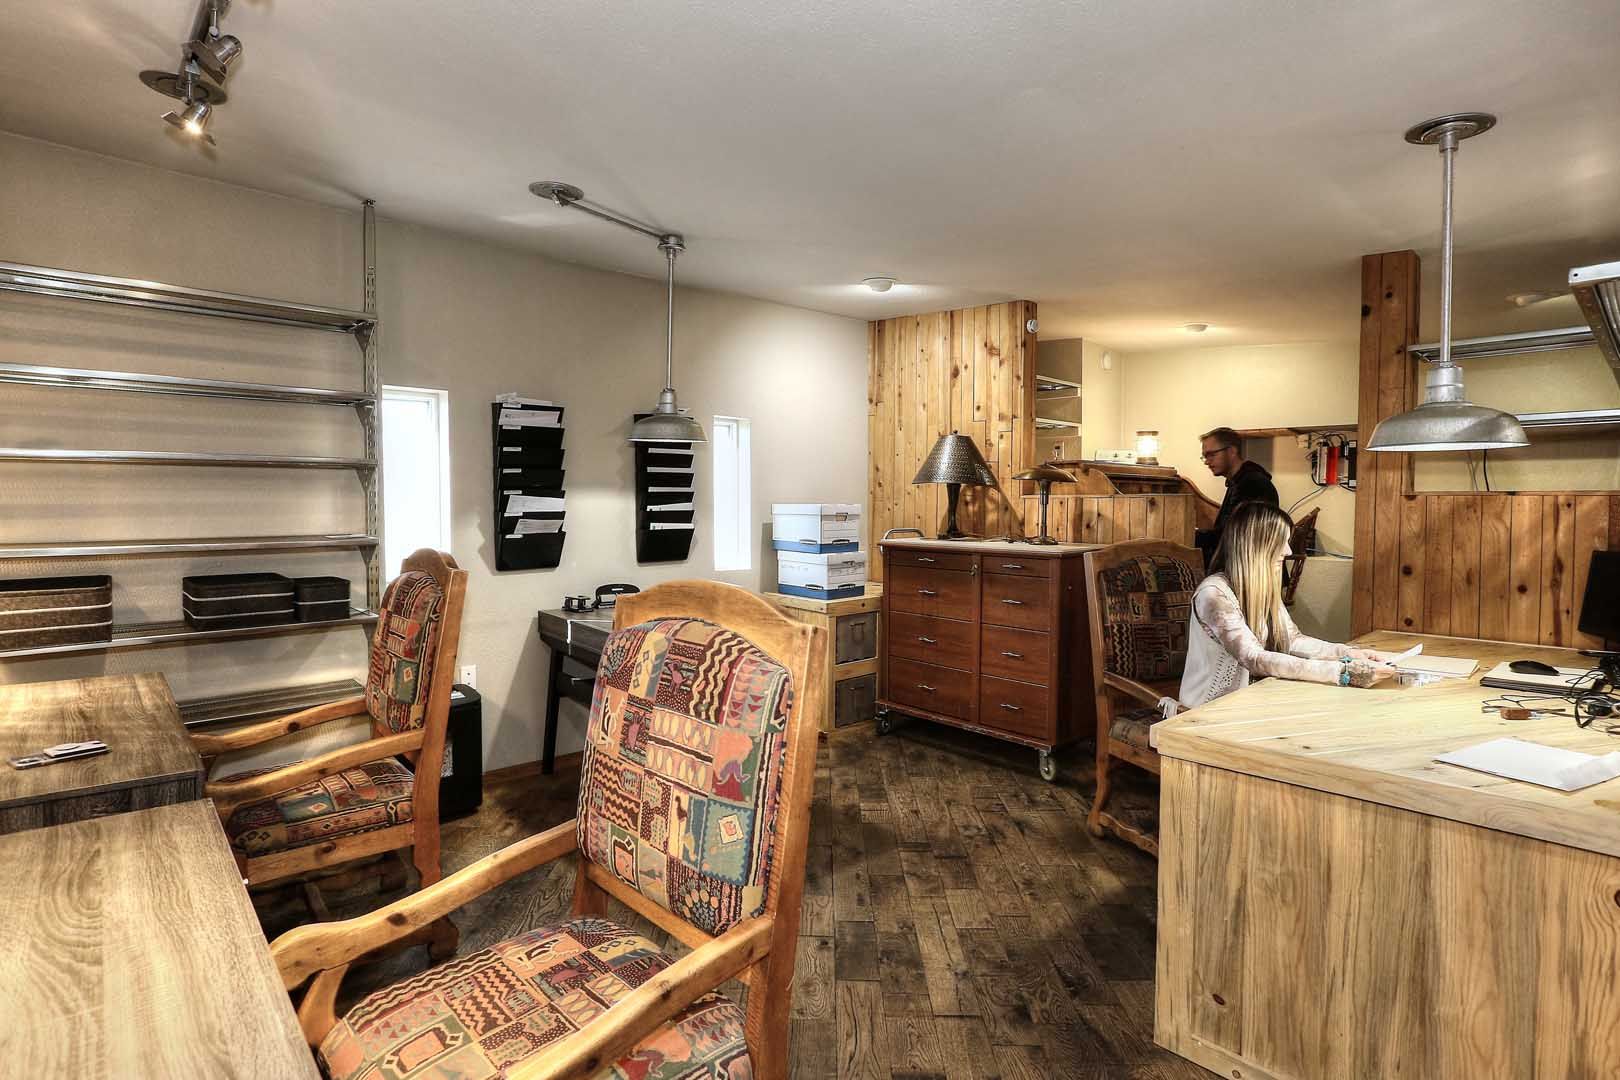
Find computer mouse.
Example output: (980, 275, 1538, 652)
(1508, 659, 1560, 676)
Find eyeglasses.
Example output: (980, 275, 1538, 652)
(1200, 446, 1232, 460)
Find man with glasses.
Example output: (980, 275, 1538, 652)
(1193, 426, 1278, 568)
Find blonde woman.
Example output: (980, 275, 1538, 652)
(1180, 501, 1396, 708)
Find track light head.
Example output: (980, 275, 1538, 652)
(163, 100, 215, 145)
(187, 33, 243, 83)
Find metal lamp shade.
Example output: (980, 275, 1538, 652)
(629, 388, 707, 443)
(1366, 364, 1527, 452)
(913, 433, 996, 487)
(1013, 465, 1076, 544)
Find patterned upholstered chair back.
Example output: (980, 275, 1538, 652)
(365, 569, 448, 734)
(1095, 548, 1201, 682)
(578, 616, 797, 936)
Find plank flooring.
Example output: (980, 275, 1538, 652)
(254, 721, 1212, 1079)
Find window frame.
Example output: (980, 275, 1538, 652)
(711, 415, 753, 573)
(380, 384, 452, 579)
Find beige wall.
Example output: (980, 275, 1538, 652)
(0, 132, 869, 771)
(1032, 337, 1126, 463)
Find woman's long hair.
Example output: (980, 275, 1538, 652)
(1211, 501, 1293, 650)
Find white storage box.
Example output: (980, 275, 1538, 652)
(777, 549, 868, 600)
(772, 503, 861, 553)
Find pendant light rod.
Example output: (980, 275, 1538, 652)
(527, 181, 683, 247)
(661, 237, 679, 391)
(1438, 129, 1456, 368)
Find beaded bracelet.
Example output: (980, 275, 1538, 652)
(1338, 657, 1353, 687)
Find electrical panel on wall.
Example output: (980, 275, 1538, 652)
(633, 412, 697, 563)
(492, 396, 566, 570)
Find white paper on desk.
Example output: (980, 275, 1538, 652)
(1435, 737, 1620, 791)
(1395, 653, 1479, 678)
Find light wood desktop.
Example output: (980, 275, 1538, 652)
(0, 800, 320, 1077)
(0, 673, 203, 833)
(1152, 632, 1620, 1079)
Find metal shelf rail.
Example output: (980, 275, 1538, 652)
(0, 201, 385, 661)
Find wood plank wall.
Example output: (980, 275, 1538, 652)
(1019, 493, 1198, 546)
(867, 301, 1038, 579)
(1351, 251, 1616, 649)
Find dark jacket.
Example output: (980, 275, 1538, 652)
(1195, 459, 1279, 568)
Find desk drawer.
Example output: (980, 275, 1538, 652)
(980, 555, 1052, 579)
(888, 565, 978, 621)
(888, 548, 978, 574)
(981, 573, 1050, 630)
(887, 656, 973, 721)
(834, 611, 879, 664)
(978, 676, 1051, 741)
(980, 625, 1050, 685)
(888, 612, 976, 671)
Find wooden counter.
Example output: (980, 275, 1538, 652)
(0, 800, 320, 1077)
(1152, 632, 1620, 1079)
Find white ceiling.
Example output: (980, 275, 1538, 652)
(2, 0, 1619, 349)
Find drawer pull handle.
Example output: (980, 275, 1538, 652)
(917, 683, 936, 693)
(1001, 563, 1025, 570)
(918, 588, 938, 597)
(1000, 650, 1024, 659)
(917, 636, 937, 644)
(1000, 598, 1025, 606)
(999, 703, 1022, 712)
(916, 556, 936, 563)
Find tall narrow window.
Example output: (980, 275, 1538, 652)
(382, 386, 451, 579)
(712, 415, 752, 572)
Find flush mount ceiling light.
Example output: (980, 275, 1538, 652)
(140, 1, 242, 146)
(530, 180, 707, 444)
(862, 276, 897, 293)
(1182, 322, 1210, 333)
(1367, 113, 1529, 453)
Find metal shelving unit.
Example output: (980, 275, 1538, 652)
(0, 202, 385, 662)
(1517, 408, 1620, 437)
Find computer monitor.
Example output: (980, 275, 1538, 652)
(1578, 549, 1620, 646)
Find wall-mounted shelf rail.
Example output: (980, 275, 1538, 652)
(1034, 416, 1081, 430)
(0, 534, 378, 561)
(0, 261, 374, 336)
(0, 447, 375, 469)
(1516, 408, 1620, 436)
(0, 362, 375, 407)
(0, 609, 379, 661)
(1409, 326, 1594, 363)
(179, 677, 365, 731)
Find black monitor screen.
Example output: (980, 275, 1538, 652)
(1578, 550, 1620, 645)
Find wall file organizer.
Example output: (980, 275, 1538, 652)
(493, 397, 566, 570)
(633, 412, 697, 563)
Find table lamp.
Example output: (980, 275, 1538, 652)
(1013, 464, 1077, 544)
(913, 432, 997, 539)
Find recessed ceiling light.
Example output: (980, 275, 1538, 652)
(1182, 322, 1209, 333)
(862, 276, 897, 293)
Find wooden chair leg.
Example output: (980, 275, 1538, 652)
(570, 859, 609, 918)
(412, 832, 443, 889)
(1088, 744, 1113, 839)
(426, 916, 459, 961)
(741, 955, 792, 1080)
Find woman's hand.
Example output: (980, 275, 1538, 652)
(1344, 657, 1395, 688)
(1346, 647, 1401, 665)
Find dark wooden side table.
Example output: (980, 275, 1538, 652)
(0, 673, 204, 834)
(535, 608, 614, 774)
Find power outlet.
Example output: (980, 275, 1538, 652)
(459, 664, 477, 689)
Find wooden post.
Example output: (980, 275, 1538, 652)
(1351, 251, 1421, 636)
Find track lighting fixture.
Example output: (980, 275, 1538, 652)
(140, 0, 242, 146)
(162, 99, 215, 145)
(187, 31, 243, 84)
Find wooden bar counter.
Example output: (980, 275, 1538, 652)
(1152, 632, 1620, 1079)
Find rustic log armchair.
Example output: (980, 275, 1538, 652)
(270, 580, 827, 1080)
(192, 549, 469, 899)
(1081, 539, 1202, 855)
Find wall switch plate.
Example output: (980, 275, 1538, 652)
(459, 664, 477, 689)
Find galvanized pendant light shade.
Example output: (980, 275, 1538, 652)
(528, 181, 706, 444)
(1366, 113, 1528, 453)
(913, 432, 997, 539)
(1013, 464, 1077, 544)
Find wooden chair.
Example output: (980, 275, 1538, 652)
(1081, 539, 1203, 856)
(192, 549, 469, 901)
(269, 580, 827, 1080)
(1282, 506, 1320, 605)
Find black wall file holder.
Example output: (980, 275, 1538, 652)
(633, 413, 697, 563)
(493, 400, 566, 571)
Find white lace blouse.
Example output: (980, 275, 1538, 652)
(1178, 573, 1347, 708)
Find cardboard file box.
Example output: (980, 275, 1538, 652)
(772, 503, 861, 553)
(778, 549, 867, 600)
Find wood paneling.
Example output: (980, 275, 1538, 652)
(1020, 494, 1196, 546)
(868, 302, 1037, 577)
(1351, 250, 1616, 647)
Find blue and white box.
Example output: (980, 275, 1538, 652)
(771, 503, 861, 553)
(777, 549, 868, 600)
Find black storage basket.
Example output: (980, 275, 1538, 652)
(0, 575, 113, 649)
(293, 576, 351, 623)
(182, 573, 295, 630)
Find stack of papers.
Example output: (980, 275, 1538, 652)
(1435, 738, 1620, 792)
(1384, 642, 1478, 679)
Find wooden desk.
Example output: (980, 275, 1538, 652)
(0, 800, 320, 1077)
(536, 608, 615, 775)
(0, 673, 203, 833)
(1151, 633, 1620, 1079)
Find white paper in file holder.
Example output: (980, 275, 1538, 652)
(495, 394, 556, 407)
(648, 485, 693, 493)
(1434, 737, 1620, 791)
(649, 522, 696, 531)
(646, 466, 694, 474)
(647, 502, 694, 511)
(512, 519, 563, 535)
(504, 494, 565, 515)
(499, 410, 561, 428)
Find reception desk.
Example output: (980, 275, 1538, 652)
(1152, 633, 1620, 1079)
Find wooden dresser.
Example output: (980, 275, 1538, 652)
(877, 537, 1100, 779)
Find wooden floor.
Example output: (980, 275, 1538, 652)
(256, 721, 1213, 1079)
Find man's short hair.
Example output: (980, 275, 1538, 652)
(1199, 426, 1242, 451)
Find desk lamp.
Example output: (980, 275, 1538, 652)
(1013, 464, 1077, 544)
(913, 432, 996, 539)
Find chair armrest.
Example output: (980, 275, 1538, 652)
(206, 728, 423, 819)
(1103, 671, 1166, 709)
(190, 695, 369, 757)
(510, 916, 775, 1080)
(272, 818, 580, 990)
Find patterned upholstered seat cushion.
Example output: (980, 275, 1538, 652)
(366, 570, 446, 734)
(1096, 554, 1199, 682)
(222, 758, 414, 857)
(1108, 704, 1161, 752)
(318, 917, 752, 1080)
(581, 617, 795, 936)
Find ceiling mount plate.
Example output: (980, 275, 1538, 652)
(140, 69, 227, 105)
(1404, 112, 1495, 145)
(528, 181, 584, 205)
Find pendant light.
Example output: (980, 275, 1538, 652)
(1366, 113, 1528, 453)
(528, 181, 707, 444)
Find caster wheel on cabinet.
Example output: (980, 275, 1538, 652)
(1038, 751, 1057, 782)
(875, 710, 895, 736)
